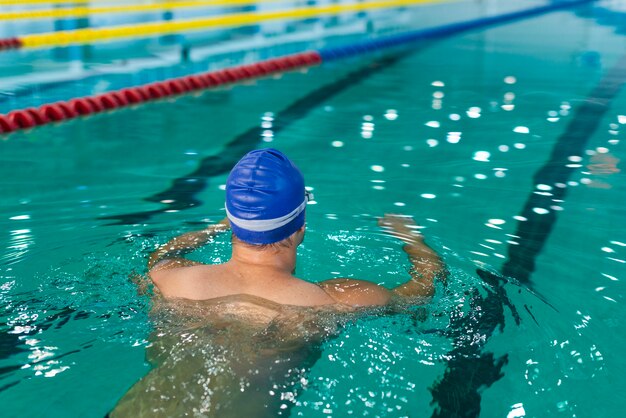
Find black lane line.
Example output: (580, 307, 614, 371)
(429, 51, 626, 418)
(502, 52, 626, 284)
(99, 52, 415, 225)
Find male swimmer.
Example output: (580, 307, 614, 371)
(111, 148, 446, 417)
(148, 148, 445, 306)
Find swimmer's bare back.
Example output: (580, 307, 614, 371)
(148, 215, 447, 309)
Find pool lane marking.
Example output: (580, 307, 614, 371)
(429, 18, 626, 418)
(0, 0, 286, 21)
(502, 52, 626, 285)
(99, 52, 414, 225)
(12, 0, 453, 49)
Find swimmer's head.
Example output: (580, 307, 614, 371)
(226, 149, 311, 245)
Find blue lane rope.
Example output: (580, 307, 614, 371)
(318, 0, 597, 61)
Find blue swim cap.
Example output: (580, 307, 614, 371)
(226, 148, 307, 245)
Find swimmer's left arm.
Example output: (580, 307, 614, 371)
(148, 218, 230, 270)
(378, 214, 447, 299)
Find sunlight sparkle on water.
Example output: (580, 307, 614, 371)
(426, 121, 440, 128)
(602, 273, 618, 281)
(507, 403, 525, 418)
(467, 107, 481, 118)
(331, 140, 344, 148)
(486, 239, 503, 244)
(384, 109, 398, 120)
(447, 132, 461, 144)
(473, 151, 491, 162)
(514, 126, 529, 134)
(370, 165, 384, 173)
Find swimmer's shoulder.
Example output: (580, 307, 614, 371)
(149, 261, 224, 299)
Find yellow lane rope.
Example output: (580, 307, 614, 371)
(19, 0, 450, 49)
(0, 0, 286, 21)
(0, 0, 202, 5)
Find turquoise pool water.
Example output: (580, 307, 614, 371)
(1, 2, 625, 417)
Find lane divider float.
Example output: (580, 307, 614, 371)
(1, 0, 450, 50)
(0, 38, 22, 51)
(0, 0, 597, 135)
(0, 0, 286, 21)
(0, 0, 133, 4)
(0, 51, 321, 134)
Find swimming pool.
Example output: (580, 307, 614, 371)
(1, 1, 625, 417)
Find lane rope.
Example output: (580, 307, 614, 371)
(0, 51, 322, 134)
(0, 0, 287, 21)
(0, 0, 144, 4)
(5, 0, 450, 49)
(0, 0, 597, 136)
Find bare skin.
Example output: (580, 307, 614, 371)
(111, 214, 446, 417)
(148, 215, 446, 308)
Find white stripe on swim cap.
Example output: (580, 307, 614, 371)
(226, 198, 307, 232)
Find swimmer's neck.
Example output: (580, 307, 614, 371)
(228, 244, 297, 275)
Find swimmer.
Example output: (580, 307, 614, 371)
(111, 148, 446, 417)
(147, 148, 446, 307)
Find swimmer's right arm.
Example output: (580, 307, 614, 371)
(148, 218, 230, 270)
